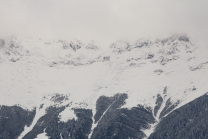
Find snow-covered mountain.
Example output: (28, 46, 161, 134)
(0, 35, 208, 139)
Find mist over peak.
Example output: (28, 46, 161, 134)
(1, 0, 208, 44)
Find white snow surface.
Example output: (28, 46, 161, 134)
(58, 108, 78, 122)
(1, 35, 208, 138)
(34, 129, 48, 139)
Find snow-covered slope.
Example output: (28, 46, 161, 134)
(0, 35, 208, 138)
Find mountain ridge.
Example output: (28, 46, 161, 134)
(0, 34, 208, 138)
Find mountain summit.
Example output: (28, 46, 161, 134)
(0, 35, 208, 139)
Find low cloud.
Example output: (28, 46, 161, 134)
(0, 0, 208, 45)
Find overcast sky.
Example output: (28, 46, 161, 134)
(0, 0, 208, 44)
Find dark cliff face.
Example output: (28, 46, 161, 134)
(148, 93, 208, 139)
(21, 93, 155, 139)
(23, 107, 93, 139)
(1, 93, 208, 139)
(0, 105, 36, 139)
(0, 93, 155, 139)
(90, 93, 155, 139)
